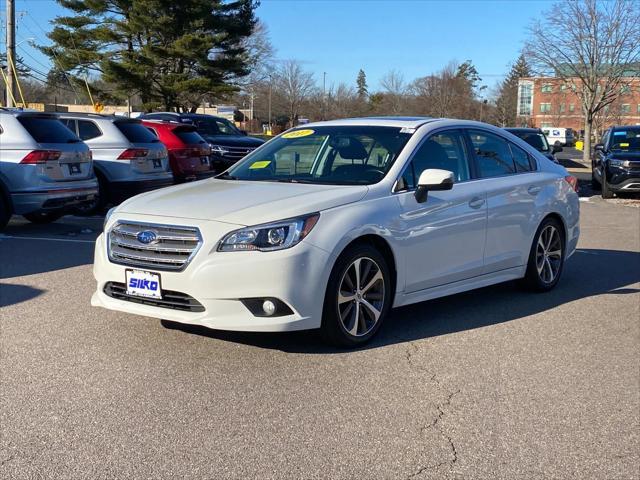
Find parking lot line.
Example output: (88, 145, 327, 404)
(0, 234, 96, 244)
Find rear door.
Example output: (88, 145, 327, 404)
(18, 115, 93, 182)
(395, 129, 487, 292)
(465, 129, 542, 273)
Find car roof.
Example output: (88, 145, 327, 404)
(144, 112, 227, 121)
(504, 128, 542, 133)
(302, 117, 519, 132)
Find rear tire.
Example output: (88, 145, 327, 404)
(321, 244, 392, 347)
(23, 211, 65, 224)
(591, 171, 601, 190)
(0, 195, 10, 231)
(522, 217, 565, 292)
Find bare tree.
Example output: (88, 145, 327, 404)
(275, 60, 316, 127)
(380, 69, 407, 114)
(525, 0, 640, 162)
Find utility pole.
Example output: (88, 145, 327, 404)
(6, 0, 16, 107)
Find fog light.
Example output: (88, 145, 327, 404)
(262, 300, 276, 316)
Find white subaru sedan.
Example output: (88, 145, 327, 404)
(92, 117, 580, 346)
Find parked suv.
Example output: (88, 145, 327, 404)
(0, 109, 97, 229)
(592, 125, 640, 198)
(139, 112, 264, 172)
(141, 120, 213, 183)
(59, 113, 173, 213)
(504, 127, 561, 163)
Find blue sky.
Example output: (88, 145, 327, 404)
(2, 0, 555, 92)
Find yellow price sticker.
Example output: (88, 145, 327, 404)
(282, 129, 314, 139)
(249, 160, 271, 169)
(620, 142, 629, 147)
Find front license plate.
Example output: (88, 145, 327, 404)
(126, 269, 162, 299)
(68, 163, 81, 174)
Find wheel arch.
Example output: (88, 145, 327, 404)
(0, 175, 13, 214)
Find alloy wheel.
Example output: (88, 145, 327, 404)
(337, 257, 385, 337)
(536, 225, 562, 284)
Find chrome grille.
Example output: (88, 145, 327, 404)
(219, 145, 258, 161)
(108, 221, 202, 271)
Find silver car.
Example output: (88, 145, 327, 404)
(59, 113, 173, 213)
(0, 109, 97, 229)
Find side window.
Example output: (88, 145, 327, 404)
(468, 130, 516, 178)
(61, 118, 77, 135)
(146, 127, 159, 138)
(77, 120, 102, 141)
(400, 130, 471, 189)
(509, 143, 534, 172)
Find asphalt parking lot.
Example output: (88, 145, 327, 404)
(1, 189, 639, 478)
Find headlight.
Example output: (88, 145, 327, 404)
(217, 213, 320, 252)
(210, 145, 230, 156)
(609, 158, 627, 167)
(103, 207, 116, 231)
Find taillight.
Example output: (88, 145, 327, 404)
(564, 175, 579, 192)
(20, 150, 62, 164)
(171, 147, 208, 159)
(117, 148, 148, 160)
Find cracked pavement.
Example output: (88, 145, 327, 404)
(1, 200, 639, 479)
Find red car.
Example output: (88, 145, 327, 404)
(142, 120, 213, 183)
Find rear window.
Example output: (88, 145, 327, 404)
(18, 116, 80, 143)
(174, 128, 206, 145)
(115, 121, 159, 143)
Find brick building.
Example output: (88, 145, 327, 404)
(516, 76, 640, 134)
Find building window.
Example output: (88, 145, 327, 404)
(560, 84, 567, 92)
(540, 103, 552, 113)
(621, 104, 631, 114)
(541, 123, 553, 128)
(637, 104, 640, 113)
(569, 104, 575, 112)
(541, 84, 553, 93)
(559, 103, 565, 113)
(517, 81, 533, 117)
(621, 85, 631, 94)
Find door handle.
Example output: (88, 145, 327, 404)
(468, 196, 485, 209)
(527, 185, 542, 195)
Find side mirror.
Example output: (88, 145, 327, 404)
(414, 169, 454, 203)
(552, 144, 563, 154)
(594, 143, 604, 152)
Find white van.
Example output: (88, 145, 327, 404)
(541, 127, 576, 147)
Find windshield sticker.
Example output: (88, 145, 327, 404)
(400, 127, 416, 134)
(619, 143, 629, 147)
(282, 129, 314, 139)
(613, 131, 626, 136)
(249, 160, 271, 169)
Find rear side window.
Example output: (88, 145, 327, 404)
(77, 120, 102, 140)
(468, 130, 516, 178)
(173, 128, 206, 145)
(509, 143, 534, 172)
(61, 118, 77, 134)
(115, 121, 159, 143)
(18, 116, 80, 143)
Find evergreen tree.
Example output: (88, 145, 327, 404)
(495, 54, 531, 126)
(356, 69, 368, 98)
(42, 0, 258, 111)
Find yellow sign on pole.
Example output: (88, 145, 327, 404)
(94, 102, 104, 113)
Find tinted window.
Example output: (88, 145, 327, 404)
(508, 130, 549, 152)
(509, 143, 534, 172)
(469, 130, 516, 177)
(61, 118, 77, 134)
(402, 130, 470, 189)
(195, 117, 241, 136)
(174, 128, 206, 145)
(18, 116, 80, 143)
(77, 120, 102, 140)
(115, 121, 159, 143)
(610, 127, 640, 151)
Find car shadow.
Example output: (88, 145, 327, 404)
(0, 283, 45, 308)
(161, 248, 640, 353)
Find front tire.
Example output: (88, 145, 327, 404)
(601, 173, 613, 199)
(321, 244, 392, 347)
(522, 217, 565, 292)
(23, 211, 64, 224)
(0, 195, 10, 231)
(591, 171, 601, 190)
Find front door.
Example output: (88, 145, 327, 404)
(394, 129, 487, 293)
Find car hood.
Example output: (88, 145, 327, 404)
(609, 151, 640, 160)
(202, 135, 265, 147)
(117, 179, 368, 225)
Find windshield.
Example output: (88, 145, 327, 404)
(194, 117, 241, 136)
(224, 126, 413, 185)
(510, 131, 550, 152)
(610, 128, 640, 151)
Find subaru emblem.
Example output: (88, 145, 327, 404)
(137, 230, 157, 244)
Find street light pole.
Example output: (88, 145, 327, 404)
(268, 75, 272, 133)
(6, 0, 16, 107)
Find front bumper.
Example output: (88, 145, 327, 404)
(10, 182, 99, 215)
(606, 169, 640, 192)
(91, 217, 332, 332)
